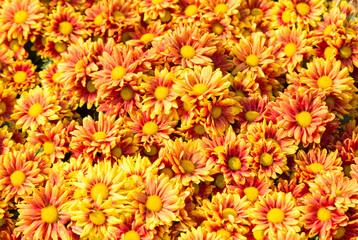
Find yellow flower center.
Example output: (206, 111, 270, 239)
(54, 42, 67, 53)
(212, 23, 224, 35)
(324, 25, 333, 36)
(58, 21, 73, 35)
(140, 33, 154, 44)
(89, 210, 106, 225)
(244, 187, 259, 202)
(180, 160, 195, 174)
(222, 208, 237, 219)
(284, 43, 297, 57)
(94, 14, 103, 26)
(10, 40, 20, 52)
(52, 72, 62, 82)
(309, 163, 324, 173)
(211, 106, 222, 119)
(111, 66, 127, 80)
(215, 174, 226, 189)
(228, 157, 241, 171)
(152, 0, 163, 4)
(154, 86, 169, 100)
(251, 8, 264, 17)
(317, 76, 333, 89)
(340, 46, 352, 59)
(124, 230, 141, 240)
(93, 131, 106, 141)
(217, 229, 231, 238)
(120, 87, 134, 101)
(113, 11, 125, 20)
(28, 103, 43, 118)
(180, 45, 196, 59)
(185, 4, 198, 16)
(267, 208, 285, 223)
(10, 170, 26, 187)
(333, 227, 346, 239)
(159, 167, 174, 179)
(143, 145, 158, 156)
(121, 31, 132, 43)
(159, 10, 171, 23)
(146, 195, 163, 212)
(142, 121, 159, 136)
(317, 207, 332, 222)
(14, 71, 27, 83)
(193, 124, 205, 135)
(245, 111, 260, 122)
(295, 111, 312, 128)
(91, 183, 109, 201)
(296, 2, 310, 16)
(246, 54, 259, 67)
(14, 10, 28, 24)
(281, 10, 291, 23)
(324, 47, 336, 58)
(214, 4, 228, 13)
(41, 205, 58, 223)
(43, 141, 55, 155)
(260, 153, 273, 167)
(86, 81, 97, 93)
(253, 230, 265, 240)
(0, 102, 6, 114)
(111, 146, 122, 158)
(192, 83, 208, 95)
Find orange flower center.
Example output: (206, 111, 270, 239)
(154, 86, 169, 100)
(250, 8, 264, 18)
(245, 110, 260, 122)
(10, 170, 26, 187)
(215, 174, 226, 189)
(94, 14, 103, 26)
(58, 21, 73, 35)
(43, 141, 55, 155)
(91, 183, 109, 201)
(317, 207, 331, 222)
(142, 121, 159, 136)
(267, 208, 285, 223)
(317, 76, 333, 89)
(222, 208, 237, 219)
(296, 2, 310, 16)
(185, 4, 198, 16)
(260, 153, 273, 167)
(140, 33, 155, 44)
(143, 145, 158, 156)
(0, 102, 6, 114)
(193, 124, 205, 135)
(211, 106, 222, 119)
(228, 156, 241, 171)
(120, 87, 134, 101)
(111, 146, 122, 158)
(146, 195, 163, 212)
(180, 160, 195, 173)
(86, 81, 97, 93)
(89, 210, 106, 225)
(333, 227, 346, 239)
(192, 83, 208, 95)
(10, 40, 20, 52)
(309, 163, 324, 174)
(245, 54, 259, 67)
(214, 4, 228, 14)
(124, 230, 141, 240)
(212, 22, 224, 35)
(281, 10, 292, 23)
(340, 46, 352, 59)
(180, 45, 196, 59)
(244, 187, 259, 202)
(284, 43, 297, 57)
(324, 46, 336, 59)
(217, 229, 231, 238)
(295, 111, 312, 128)
(111, 66, 127, 80)
(159, 167, 174, 179)
(14, 10, 28, 24)
(41, 205, 58, 224)
(14, 71, 27, 83)
(28, 103, 43, 118)
(54, 42, 67, 53)
(93, 131, 106, 141)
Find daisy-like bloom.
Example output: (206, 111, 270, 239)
(300, 193, 348, 239)
(45, 3, 88, 44)
(202, 16, 234, 44)
(201, 0, 241, 19)
(11, 86, 61, 131)
(272, 87, 335, 146)
(0, 0, 45, 44)
(5, 59, 39, 93)
(129, 173, 187, 230)
(294, 148, 342, 182)
(139, 0, 179, 21)
(39, 63, 64, 97)
(291, 0, 325, 28)
(42, 39, 70, 62)
(69, 112, 123, 160)
(115, 215, 154, 240)
(330, 36, 358, 72)
(141, 68, 179, 118)
(250, 191, 301, 239)
(154, 24, 218, 68)
(156, 138, 214, 186)
(216, 137, 253, 185)
(15, 181, 74, 239)
(126, 110, 176, 152)
(0, 83, 16, 125)
(84, 1, 108, 38)
(199, 192, 250, 234)
(337, 132, 358, 166)
(229, 72, 259, 100)
(175, 0, 204, 25)
(126, 21, 166, 49)
(274, 26, 312, 73)
(269, 0, 296, 29)
(231, 32, 279, 78)
(246, 120, 298, 156)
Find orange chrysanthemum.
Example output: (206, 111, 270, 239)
(5, 59, 39, 93)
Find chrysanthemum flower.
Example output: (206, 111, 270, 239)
(154, 24, 218, 68)
(0, 0, 45, 44)
(11, 86, 61, 131)
(115, 215, 154, 240)
(0, 127, 14, 156)
(0, 83, 16, 125)
(291, 0, 325, 27)
(15, 181, 73, 240)
(139, 0, 179, 21)
(201, 0, 241, 19)
(0, 45, 14, 78)
(39, 63, 64, 97)
(229, 72, 259, 100)
(129, 173, 187, 230)
(269, 0, 296, 29)
(5, 59, 39, 93)
(175, 0, 204, 25)
(250, 191, 301, 239)
(84, 1, 108, 38)
(330, 36, 358, 72)
(126, 21, 166, 49)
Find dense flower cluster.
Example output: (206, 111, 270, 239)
(0, 0, 358, 239)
